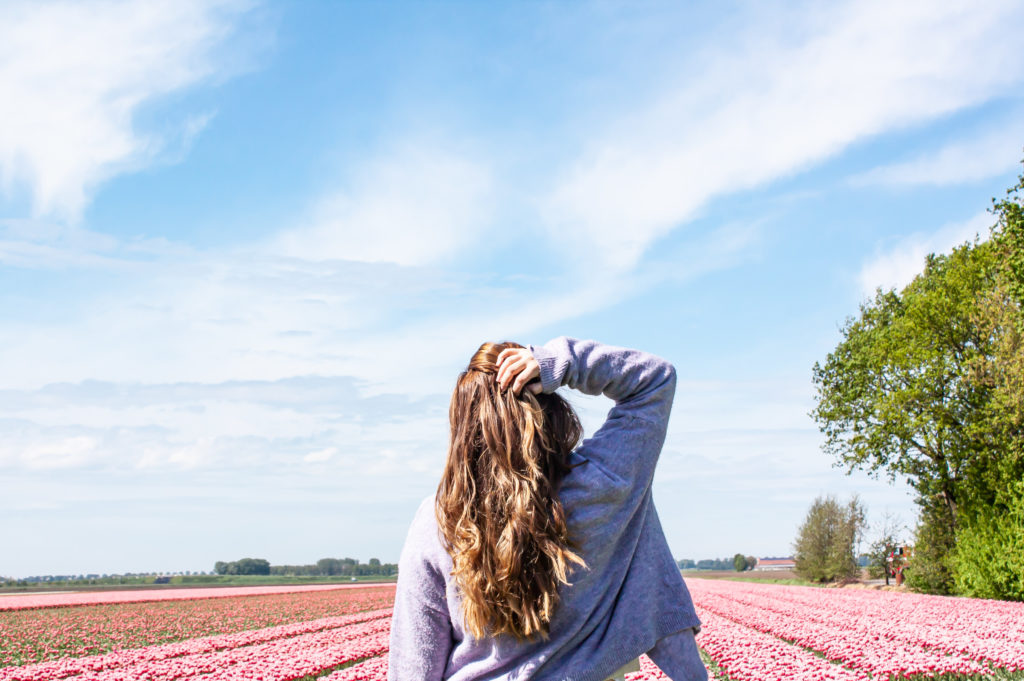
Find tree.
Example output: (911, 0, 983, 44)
(745, 556, 757, 571)
(811, 236, 1000, 593)
(811, 240, 998, 519)
(866, 511, 904, 585)
(317, 558, 342, 576)
(949, 479, 1024, 600)
(949, 167, 1024, 600)
(793, 495, 866, 583)
(733, 553, 747, 572)
(234, 558, 270, 575)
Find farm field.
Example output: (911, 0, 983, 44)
(2, 579, 1023, 680)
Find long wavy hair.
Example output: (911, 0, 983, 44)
(435, 341, 587, 641)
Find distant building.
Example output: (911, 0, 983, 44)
(754, 556, 795, 571)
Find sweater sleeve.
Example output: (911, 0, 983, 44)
(387, 499, 453, 681)
(526, 336, 677, 489)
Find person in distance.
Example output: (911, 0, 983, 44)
(389, 337, 706, 681)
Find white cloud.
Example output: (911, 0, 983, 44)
(7, 435, 99, 470)
(851, 124, 1024, 187)
(303, 447, 336, 463)
(858, 211, 992, 297)
(0, 0, 255, 221)
(270, 143, 494, 267)
(541, 0, 1024, 270)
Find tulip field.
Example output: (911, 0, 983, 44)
(2, 579, 1024, 680)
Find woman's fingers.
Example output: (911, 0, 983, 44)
(493, 349, 540, 394)
(493, 348, 541, 395)
(498, 356, 527, 391)
(495, 350, 521, 383)
(511, 359, 540, 395)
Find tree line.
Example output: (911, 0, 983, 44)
(676, 556, 757, 571)
(810, 166, 1024, 599)
(214, 557, 397, 577)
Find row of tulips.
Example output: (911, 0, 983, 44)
(0, 609, 392, 681)
(688, 578, 1024, 674)
(732, 580, 1024, 642)
(705, 577, 1024, 642)
(692, 588, 991, 677)
(64, 617, 391, 681)
(692, 579, 1024, 671)
(0, 584, 384, 612)
(0, 587, 396, 667)
(694, 606, 868, 681)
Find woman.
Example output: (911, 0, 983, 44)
(389, 337, 706, 681)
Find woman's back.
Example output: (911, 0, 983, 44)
(388, 337, 705, 681)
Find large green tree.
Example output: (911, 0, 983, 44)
(810, 236, 999, 592)
(811, 165, 1024, 597)
(811, 239, 998, 520)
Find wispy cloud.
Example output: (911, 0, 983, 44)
(858, 211, 992, 297)
(269, 141, 494, 266)
(0, 0, 258, 222)
(851, 123, 1024, 187)
(541, 0, 1024, 271)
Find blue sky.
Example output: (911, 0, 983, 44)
(2, 0, 1024, 577)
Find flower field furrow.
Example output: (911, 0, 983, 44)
(71, 617, 391, 681)
(694, 607, 869, 681)
(0, 587, 396, 667)
(0, 585, 386, 612)
(321, 655, 388, 681)
(692, 588, 992, 677)
(0, 609, 392, 681)
(198, 629, 390, 681)
(689, 578, 1024, 672)
(764, 588, 1024, 665)
(700, 579, 1024, 642)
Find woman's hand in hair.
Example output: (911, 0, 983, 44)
(495, 348, 543, 396)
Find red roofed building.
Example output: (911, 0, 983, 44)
(753, 557, 795, 571)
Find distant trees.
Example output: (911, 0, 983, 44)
(671, 557, 753, 569)
(214, 558, 270, 575)
(732, 554, 757, 571)
(793, 495, 866, 583)
(215, 557, 397, 578)
(696, 558, 734, 571)
(811, 166, 1024, 598)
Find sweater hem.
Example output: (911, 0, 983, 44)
(556, 610, 702, 681)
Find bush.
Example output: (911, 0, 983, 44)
(950, 480, 1024, 600)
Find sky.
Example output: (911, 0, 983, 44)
(2, 0, 1024, 578)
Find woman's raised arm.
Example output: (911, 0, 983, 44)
(526, 336, 677, 489)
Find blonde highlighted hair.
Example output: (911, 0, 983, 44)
(435, 341, 587, 641)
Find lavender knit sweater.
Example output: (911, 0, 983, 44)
(388, 337, 706, 681)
